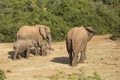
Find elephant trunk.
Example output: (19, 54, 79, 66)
(47, 33, 54, 52)
(47, 32, 52, 48)
(48, 36, 51, 49)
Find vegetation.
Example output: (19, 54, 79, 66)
(0, 0, 119, 42)
(110, 25, 120, 40)
(49, 70, 102, 80)
(0, 69, 6, 80)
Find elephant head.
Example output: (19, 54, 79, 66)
(36, 25, 52, 48)
(85, 27, 94, 41)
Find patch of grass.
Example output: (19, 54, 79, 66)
(49, 70, 102, 80)
(69, 70, 102, 80)
(49, 70, 64, 80)
(0, 69, 6, 80)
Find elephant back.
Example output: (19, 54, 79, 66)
(17, 26, 41, 41)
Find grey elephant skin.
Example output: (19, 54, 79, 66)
(66, 26, 94, 67)
(13, 39, 36, 60)
(16, 25, 52, 55)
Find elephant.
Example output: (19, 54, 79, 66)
(40, 43, 54, 56)
(13, 39, 37, 60)
(40, 43, 49, 56)
(16, 25, 52, 56)
(66, 26, 94, 67)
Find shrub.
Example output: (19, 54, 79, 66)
(0, 69, 6, 80)
(0, 0, 119, 42)
(110, 25, 120, 40)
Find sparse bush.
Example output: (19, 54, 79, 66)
(0, 69, 6, 80)
(49, 71, 64, 80)
(69, 70, 102, 80)
(49, 70, 102, 80)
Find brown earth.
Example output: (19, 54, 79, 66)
(0, 34, 120, 80)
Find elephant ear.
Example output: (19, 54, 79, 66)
(45, 26, 50, 34)
(39, 25, 46, 39)
(85, 27, 94, 33)
(85, 27, 94, 41)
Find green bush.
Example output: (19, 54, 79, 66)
(110, 25, 120, 40)
(0, 0, 120, 42)
(0, 69, 6, 80)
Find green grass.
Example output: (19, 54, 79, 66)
(0, 69, 6, 80)
(48, 70, 102, 80)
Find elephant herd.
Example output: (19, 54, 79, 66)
(13, 25, 94, 67)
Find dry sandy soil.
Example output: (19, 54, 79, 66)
(0, 34, 120, 80)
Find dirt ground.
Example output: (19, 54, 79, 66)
(0, 34, 120, 80)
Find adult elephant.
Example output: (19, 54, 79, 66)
(66, 26, 94, 67)
(17, 25, 52, 55)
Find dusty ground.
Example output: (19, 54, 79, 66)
(0, 34, 120, 80)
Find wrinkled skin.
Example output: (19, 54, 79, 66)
(66, 26, 94, 67)
(17, 25, 52, 56)
(13, 39, 37, 60)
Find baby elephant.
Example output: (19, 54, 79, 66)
(41, 43, 50, 56)
(13, 39, 37, 60)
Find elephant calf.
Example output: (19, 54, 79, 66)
(40, 43, 49, 56)
(13, 39, 37, 60)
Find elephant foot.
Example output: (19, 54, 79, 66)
(35, 51, 39, 56)
(71, 61, 78, 67)
(69, 62, 72, 66)
(71, 62, 77, 67)
(18, 56, 21, 59)
(25, 55, 29, 59)
(13, 58, 17, 60)
(84, 57, 86, 60)
(79, 60, 85, 63)
(25, 56, 29, 59)
(35, 53, 39, 56)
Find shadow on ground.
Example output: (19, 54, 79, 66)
(51, 57, 69, 65)
(8, 50, 26, 60)
(8, 49, 36, 60)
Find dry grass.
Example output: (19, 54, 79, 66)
(0, 34, 120, 80)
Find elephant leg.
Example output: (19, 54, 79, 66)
(13, 52, 17, 60)
(17, 53, 21, 59)
(26, 47, 30, 58)
(83, 49, 86, 60)
(43, 51, 45, 56)
(66, 39, 73, 66)
(68, 51, 73, 66)
(49, 49, 51, 54)
(35, 46, 39, 56)
(79, 51, 85, 63)
(67, 46, 73, 65)
(43, 49, 46, 56)
(83, 46, 87, 60)
(72, 52, 78, 67)
(45, 50, 47, 56)
(41, 48, 44, 56)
